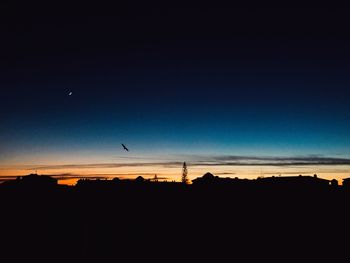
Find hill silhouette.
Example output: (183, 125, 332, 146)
(1, 172, 350, 262)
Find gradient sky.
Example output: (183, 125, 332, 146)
(1, 7, 350, 184)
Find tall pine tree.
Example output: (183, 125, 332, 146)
(181, 162, 188, 184)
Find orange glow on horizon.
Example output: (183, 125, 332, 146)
(1, 163, 349, 186)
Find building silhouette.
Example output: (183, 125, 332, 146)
(2, 173, 58, 188)
(192, 172, 250, 186)
(330, 179, 338, 187)
(256, 174, 331, 188)
(342, 178, 350, 188)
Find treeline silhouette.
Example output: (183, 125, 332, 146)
(1, 172, 350, 262)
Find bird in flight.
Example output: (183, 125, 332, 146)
(122, 143, 129, 152)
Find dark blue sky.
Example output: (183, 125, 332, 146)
(1, 7, 350, 166)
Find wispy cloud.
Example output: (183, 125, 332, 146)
(54, 172, 168, 180)
(26, 162, 182, 170)
(191, 155, 350, 166)
(214, 172, 237, 176)
(2, 155, 350, 172)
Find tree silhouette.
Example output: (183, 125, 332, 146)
(181, 162, 188, 184)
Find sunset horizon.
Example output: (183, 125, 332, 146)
(1, 152, 350, 185)
(1, 6, 350, 262)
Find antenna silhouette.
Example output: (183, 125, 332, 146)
(153, 174, 158, 182)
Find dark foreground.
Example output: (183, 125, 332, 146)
(1, 183, 349, 262)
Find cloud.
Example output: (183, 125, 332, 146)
(54, 172, 169, 181)
(213, 172, 237, 175)
(2, 155, 350, 174)
(27, 162, 182, 170)
(190, 155, 350, 166)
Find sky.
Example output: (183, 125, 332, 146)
(1, 7, 350, 184)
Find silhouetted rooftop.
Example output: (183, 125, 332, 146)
(192, 172, 250, 185)
(342, 178, 350, 187)
(1, 173, 58, 187)
(256, 174, 331, 187)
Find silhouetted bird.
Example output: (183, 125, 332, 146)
(122, 143, 129, 151)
